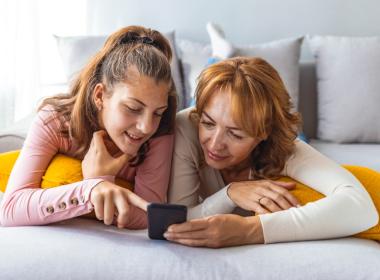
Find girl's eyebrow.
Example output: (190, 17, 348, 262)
(126, 98, 167, 110)
(202, 111, 242, 131)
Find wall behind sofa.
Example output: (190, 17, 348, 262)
(86, 0, 380, 61)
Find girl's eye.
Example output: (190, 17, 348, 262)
(126, 106, 141, 113)
(154, 112, 164, 117)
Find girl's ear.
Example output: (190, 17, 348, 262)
(93, 83, 106, 110)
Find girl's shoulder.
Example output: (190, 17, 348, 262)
(29, 105, 71, 149)
(37, 104, 63, 125)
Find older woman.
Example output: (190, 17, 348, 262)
(167, 57, 378, 248)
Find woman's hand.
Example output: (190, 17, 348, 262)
(82, 130, 128, 179)
(227, 180, 300, 214)
(90, 181, 148, 228)
(164, 214, 263, 248)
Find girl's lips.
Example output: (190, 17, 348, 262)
(124, 131, 144, 144)
(207, 150, 229, 161)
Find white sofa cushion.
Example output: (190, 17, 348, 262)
(177, 37, 303, 109)
(310, 139, 380, 172)
(55, 31, 185, 109)
(309, 35, 380, 143)
(0, 218, 380, 279)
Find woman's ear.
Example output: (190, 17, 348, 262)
(93, 83, 106, 111)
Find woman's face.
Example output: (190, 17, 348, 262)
(198, 91, 261, 171)
(95, 72, 169, 158)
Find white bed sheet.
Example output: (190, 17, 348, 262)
(0, 218, 379, 280)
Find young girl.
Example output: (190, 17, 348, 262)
(167, 57, 378, 247)
(0, 26, 177, 229)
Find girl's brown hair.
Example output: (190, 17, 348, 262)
(192, 57, 301, 179)
(39, 26, 177, 163)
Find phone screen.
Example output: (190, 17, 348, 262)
(147, 203, 187, 240)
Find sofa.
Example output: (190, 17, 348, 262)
(1, 30, 380, 280)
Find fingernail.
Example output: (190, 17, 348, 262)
(163, 233, 170, 239)
(296, 204, 301, 208)
(167, 227, 173, 232)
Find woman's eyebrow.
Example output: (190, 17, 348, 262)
(202, 111, 215, 122)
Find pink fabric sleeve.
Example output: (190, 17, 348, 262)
(122, 134, 174, 229)
(0, 109, 104, 226)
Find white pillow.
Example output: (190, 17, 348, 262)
(177, 37, 303, 109)
(176, 40, 211, 106)
(309, 35, 380, 143)
(55, 31, 185, 109)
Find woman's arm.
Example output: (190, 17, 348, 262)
(0, 109, 105, 226)
(258, 140, 379, 243)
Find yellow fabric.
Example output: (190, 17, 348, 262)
(0, 150, 133, 193)
(0, 150, 379, 240)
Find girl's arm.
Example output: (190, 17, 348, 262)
(122, 134, 175, 229)
(258, 140, 379, 243)
(0, 109, 105, 226)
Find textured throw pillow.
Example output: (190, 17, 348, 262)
(0, 150, 133, 193)
(308, 35, 380, 143)
(55, 31, 185, 109)
(177, 37, 303, 109)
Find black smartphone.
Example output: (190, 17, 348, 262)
(147, 203, 187, 240)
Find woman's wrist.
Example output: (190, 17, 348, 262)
(226, 182, 238, 200)
(244, 215, 265, 244)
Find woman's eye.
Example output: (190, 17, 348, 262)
(230, 131, 243, 140)
(200, 121, 214, 128)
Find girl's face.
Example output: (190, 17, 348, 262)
(95, 72, 169, 158)
(198, 91, 261, 171)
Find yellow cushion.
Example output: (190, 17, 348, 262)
(0, 150, 379, 240)
(0, 150, 133, 193)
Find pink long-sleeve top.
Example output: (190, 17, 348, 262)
(0, 106, 174, 229)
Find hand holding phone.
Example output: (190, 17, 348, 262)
(147, 203, 187, 240)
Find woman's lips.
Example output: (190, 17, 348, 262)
(207, 150, 229, 161)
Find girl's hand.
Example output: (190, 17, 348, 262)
(90, 181, 148, 228)
(164, 214, 263, 248)
(227, 180, 300, 214)
(82, 130, 128, 179)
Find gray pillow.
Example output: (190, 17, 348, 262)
(55, 31, 185, 109)
(177, 37, 303, 109)
(309, 35, 380, 143)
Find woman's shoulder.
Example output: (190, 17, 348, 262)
(174, 107, 203, 159)
(175, 107, 198, 139)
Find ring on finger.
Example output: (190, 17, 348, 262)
(258, 197, 266, 204)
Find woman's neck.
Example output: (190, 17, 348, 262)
(220, 159, 252, 184)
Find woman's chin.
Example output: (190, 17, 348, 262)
(205, 156, 228, 170)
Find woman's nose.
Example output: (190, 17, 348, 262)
(208, 130, 225, 151)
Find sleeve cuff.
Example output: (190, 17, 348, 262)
(187, 185, 237, 220)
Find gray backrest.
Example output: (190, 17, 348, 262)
(299, 62, 318, 139)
